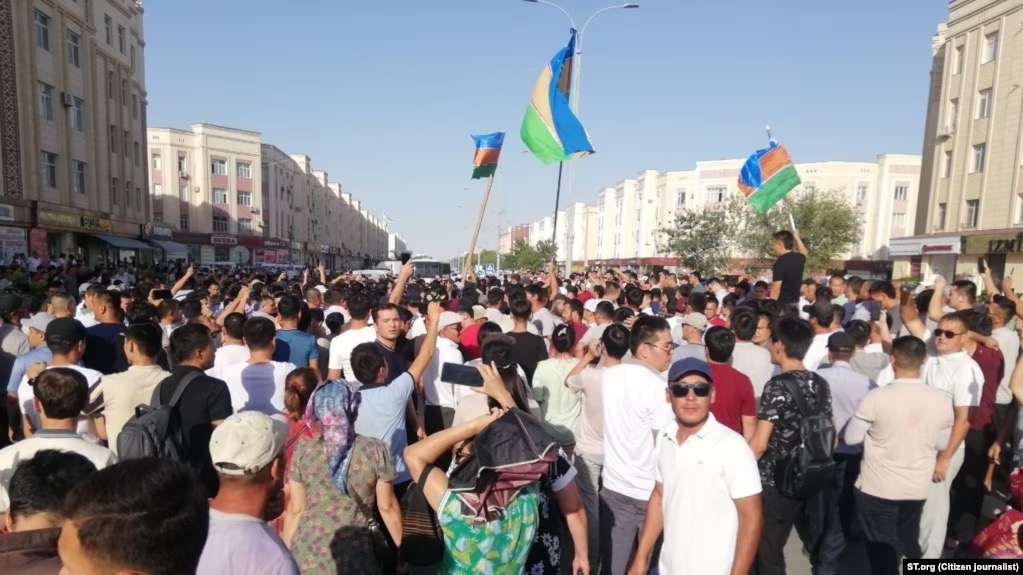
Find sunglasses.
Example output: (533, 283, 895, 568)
(669, 383, 712, 398)
(933, 329, 963, 339)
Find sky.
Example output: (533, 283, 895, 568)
(144, 0, 948, 260)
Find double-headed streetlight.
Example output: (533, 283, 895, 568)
(520, 0, 638, 274)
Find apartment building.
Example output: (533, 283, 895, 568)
(895, 0, 1023, 284)
(388, 233, 408, 259)
(0, 0, 150, 265)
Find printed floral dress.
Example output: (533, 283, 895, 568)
(438, 483, 540, 575)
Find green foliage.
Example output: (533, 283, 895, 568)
(658, 203, 742, 275)
(502, 239, 546, 271)
(535, 239, 558, 264)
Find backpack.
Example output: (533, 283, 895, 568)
(116, 371, 201, 461)
(773, 374, 835, 498)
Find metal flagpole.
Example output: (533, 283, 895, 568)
(551, 162, 565, 261)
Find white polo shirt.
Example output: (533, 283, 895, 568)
(655, 414, 762, 575)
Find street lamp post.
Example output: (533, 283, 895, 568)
(521, 1, 638, 274)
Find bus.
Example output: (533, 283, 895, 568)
(410, 257, 451, 281)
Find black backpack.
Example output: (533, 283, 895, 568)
(117, 371, 201, 461)
(773, 374, 835, 498)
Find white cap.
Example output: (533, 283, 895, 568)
(313, 285, 328, 294)
(583, 299, 599, 313)
(21, 312, 55, 336)
(209, 412, 290, 475)
(437, 311, 462, 331)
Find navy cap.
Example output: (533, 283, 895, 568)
(667, 357, 714, 384)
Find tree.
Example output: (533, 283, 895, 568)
(535, 239, 558, 264)
(735, 189, 862, 274)
(658, 203, 742, 275)
(503, 239, 544, 271)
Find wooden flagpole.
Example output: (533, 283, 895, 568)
(465, 171, 496, 274)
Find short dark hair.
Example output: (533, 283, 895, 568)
(564, 298, 583, 319)
(629, 314, 670, 355)
(180, 298, 203, 322)
(730, 307, 758, 342)
(477, 321, 502, 346)
(594, 300, 615, 320)
(891, 335, 928, 370)
(612, 307, 635, 324)
(325, 312, 344, 334)
(222, 312, 246, 340)
(350, 342, 385, 385)
(772, 230, 794, 250)
(34, 367, 89, 420)
(868, 281, 896, 300)
(551, 323, 576, 353)
(348, 291, 372, 321)
(509, 297, 531, 321)
(770, 316, 814, 361)
(63, 459, 210, 575)
(125, 302, 159, 324)
(956, 309, 992, 337)
(952, 280, 978, 304)
(8, 449, 97, 524)
(487, 288, 504, 307)
(124, 322, 163, 359)
(372, 303, 400, 323)
(844, 319, 871, 347)
(277, 295, 302, 320)
(625, 287, 644, 307)
(169, 323, 212, 364)
(242, 317, 276, 351)
(704, 326, 735, 363)
(601, 323, 630, 359)
(525, 283, 548, 303)
(688, 292, 707, 313)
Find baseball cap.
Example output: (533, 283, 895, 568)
(437, 311, 462, 331)
(827, 331, 855, 353)
(681, 312, 708, 332)
(22, 312, 55, 336)
(667, 357, 714, 383)
(0, 293, 22, 315)
(45, 317, 87, 347)
(78, 282, 91, 295)
(583, 299, 599, 313)
(313, 285, 328, 294)
(209, 412, 290, 475)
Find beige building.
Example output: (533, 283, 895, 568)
(895, 0, 1023, 284)
(0, 0, 151, 265)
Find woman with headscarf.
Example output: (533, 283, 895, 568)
(282, 379, 402, 574)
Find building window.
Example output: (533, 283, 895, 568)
(953, 45, 964, 74)
(66, 30, 80, 67)
(894, 185, 908, 202)
(983, 31, 999, 64)
(856, 185, 868, 203)
(236, 162, 251, 179)
(126, 180, 132, 207)
(130, 45, 135, 71)
(111, 177, 119, 205)
(892, 213, 906, 229)
(238, 219, 253, 233)
(121, 79, 128, 105)
(152, 155, 162, 171)
(180, 215, 189, 231)
(133, 141, 140, 166)
(70, 97, 84, 131)
(211, 159, 227, 175)
(213, 188, 228, 204)
(41, 152, 57, 187)
(38, 82, 53, 121)
(153, 213, 163, 224)
(977, 88, 993, 119)
(177, 156, 187, 174)
(179, 185, 188, 201)
(108, 125, 117, 153)
(212, 215, 229, 232)
(937, 202, 946, 229)
(35, 10, 49, 50)
(118, 25, 125, 54)
(107, 71, 113, 99)
(104, 15, 111, 44)
(153, 183, 163, 197)
(131, 94, 138, 119)
(73, 160, 86, 195)
(123, 130, 130, 157)
(705, 186, 727, 204)
(802, 183, 817, 196)
(237, 191, 252, 206)
(943, 151, 953, 178)
(965, 199, 980, 227)
(972, 143, 986, 173)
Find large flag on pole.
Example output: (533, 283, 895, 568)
(738, 141, 801, 213)
(471, 132, 504, 179)
(520, 29, 594, 164)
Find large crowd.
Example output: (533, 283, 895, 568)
(0, 228, 1020, 575)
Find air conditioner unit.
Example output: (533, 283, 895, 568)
(251, 207, 260, 214)
(61, 92, 74, 107)
(179, 171, 189, 179)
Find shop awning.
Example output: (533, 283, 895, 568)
(152, 240, 189, 259)
(91, 234, 153, 250)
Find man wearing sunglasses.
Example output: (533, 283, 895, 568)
(628, 357, 762, 575)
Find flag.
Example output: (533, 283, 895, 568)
(738, 142, 801, 213)
(471, 132, 504, 179)
(520, 30, 594, 164)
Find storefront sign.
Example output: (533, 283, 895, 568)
(79, 216, 111, 231)
(152, 224, 174, 239)
(922, 244, 956, 253)
(210, 235, 237, 246)
(320, 244, 330, 254)
(37, 210, 111, 231)
(263, 239, 288, 249)
(0, 226, 27, 264)
(291, 241, 303, 250)
(964, 233, 1023, 255)
(0, 204, 14, 222)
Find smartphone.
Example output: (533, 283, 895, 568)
(900, 277, 919, 292)
(978, 258, 987, 274)
(400, 252, 412, 265)
(151, 289, 173, 301)
(441, 363, 484, 387)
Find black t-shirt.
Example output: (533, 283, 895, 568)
(507, 331, 548, 385)
(772, 251, 806, 305)
(376, 340, 409, 385)
(157, 366, 233, 497)
(83, 322, 126, 375)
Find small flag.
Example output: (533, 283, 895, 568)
(738, 142, 801, 213)
(471, 132, 504, 179)
(520, 29, 594, 164)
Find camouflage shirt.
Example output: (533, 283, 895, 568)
(756, 370, 832, 487)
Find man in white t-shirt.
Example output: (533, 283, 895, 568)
(214, 317, 296, 416)
(327, 292, 375, 381)
(0, 367, 116, 511)
(629, 358, 762, 575)
(213, 312, 250, 368)
(197, 411, 298, 574)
